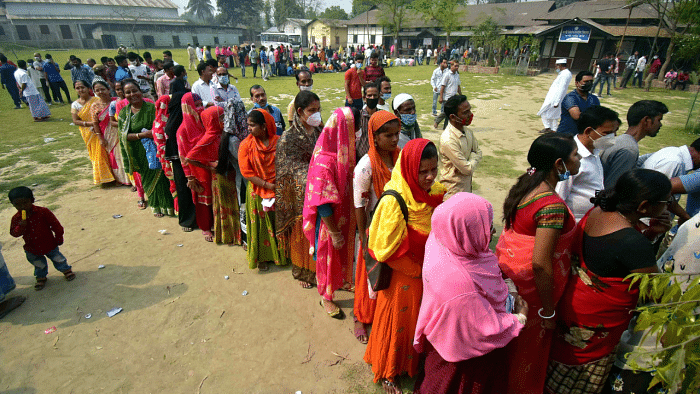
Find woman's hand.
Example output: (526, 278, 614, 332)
(514, 295, 529, 317)
(328, 230, 345, 250)
(186, 177, 204, 193)
(98, 135, 107, 148)
(209, 161, 218, 171)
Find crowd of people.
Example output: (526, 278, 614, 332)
(1, 46, 698, 394)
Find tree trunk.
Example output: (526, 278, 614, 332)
(657, 39, 674, 80)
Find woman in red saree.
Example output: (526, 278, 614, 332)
(187, 105, 242, 245)
(302, 107, 358, 320)
(177, 93, 215, 242)
(364, 139, 445, 394)
(496, 133, 580, 394)
(545, 169, 668, 394)
(152, 94, 178, 211)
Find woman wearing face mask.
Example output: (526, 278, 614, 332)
(275, 91, 323, 288)
(303, 107, 360, 319)
(496, 133, 581, 394)
(178, 93, 215, 242)
(546, 169, 667, 394)
(393, 93, 421, 149)
(363, 139, 445, 394)
(187, 105, 242, 245)
(353, 111, 402, 344)
(239, 109, 286, 271)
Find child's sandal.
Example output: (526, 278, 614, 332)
(62, 270, 76, 281)
(35, 278, 47, 291)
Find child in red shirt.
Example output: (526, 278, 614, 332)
(9, 186, 75, 290)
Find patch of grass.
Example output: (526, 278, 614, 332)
(480, 155, 525, 179)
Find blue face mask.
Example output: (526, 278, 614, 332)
(183, 75, 188, 81)
(400, 113, 416, 126)
(558, 162, 571, 181)
(219, 75, 229, 85)
(382, 93, 392, 101)
(253, 102, 269, 109)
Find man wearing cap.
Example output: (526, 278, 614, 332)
(537, 59, 572, 134)
(393, 93, 421, 148)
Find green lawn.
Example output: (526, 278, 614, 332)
(0, 44, 696, 215)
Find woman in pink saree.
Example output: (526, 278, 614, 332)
(302, 107, 358, 319)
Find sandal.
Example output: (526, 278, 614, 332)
(320, 299, 345, 320)
(203, 231, 214, 242)
(340, 282, 355, 293)
(354, 319, 368, 344)
(131, 186, 138, 192)
(137, 200, 147, 210)
(35, 278, 47, 291)
(258, 261, 269, 271)
(62, 270, 76, 281)
(299, 281, 314, 289)
(181, 227, 194, 232)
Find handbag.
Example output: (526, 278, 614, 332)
(364, 190, 409, 292)
(141, 137, 161, 170)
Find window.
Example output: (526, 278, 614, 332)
(39, 25, 50, 34)
(370, 35, 376, 44)
(312, 36, 316, 44)
(213, 36, 219, 44)
(173, 35, 181, 47)
(0, 26, 5, 35)
(192, 35, 198, 45)
(59, 25, 72, 39)
(353, 34, 358, 43)
(335, 36, 339, 45)
(16, 25, 30, 40)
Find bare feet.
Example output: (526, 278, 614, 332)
(382, 378, 402, 394)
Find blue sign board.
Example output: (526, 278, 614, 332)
(559, 26, 592, 43)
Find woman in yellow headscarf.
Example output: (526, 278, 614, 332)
(364, 138, 446, 393)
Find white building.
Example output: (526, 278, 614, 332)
(277, 18, 311, 47)
(0, 0, 244, 49)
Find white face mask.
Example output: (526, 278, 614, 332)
(299, 85, 313, 92)
(592, 129, 616, 151)
(306, 111, 322, 127)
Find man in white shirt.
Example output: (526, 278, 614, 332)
(127, 52, 152, 99)
(633, 55, 647, 88)
(430, 58, 448, 116)
(556, 105, 620, 221)
(426, 47, 433, 66)
(14, 60, 50, 121)
(196, 45, 203, 62)
(435, 60, 462, 128)
(191, 62, 214, 107)
(210, 67, 240, 108)
(537, 59, 572, 134)
(640, 139, 700, 181)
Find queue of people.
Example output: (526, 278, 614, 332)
(2, 47, 696, 394)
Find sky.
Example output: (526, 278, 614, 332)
(171, 0, 353, 16)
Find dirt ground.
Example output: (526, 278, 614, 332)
(1, 74, 562, 393)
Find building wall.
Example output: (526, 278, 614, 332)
(347, 26, 383, 46)
(0, 20, 241, 49)
(308, 21, 347, 48)
(4, 2, 179, 20)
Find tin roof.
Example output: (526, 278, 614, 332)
(347, 1, 556, 28)
(534, 18, 672, 38)
(535, 0, 658, 21)
(3, 0, 178, 8)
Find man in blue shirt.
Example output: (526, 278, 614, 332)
(558, 71, 600, 136)
(69, 57, 95, 84)
(113, 55, 132, 82)
(0, 55, 21, 109)
(249, 85, 285, 135)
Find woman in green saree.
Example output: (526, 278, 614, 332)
(118, 79, 175, 217)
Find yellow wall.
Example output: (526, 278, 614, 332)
(308, 21, 347, 48)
